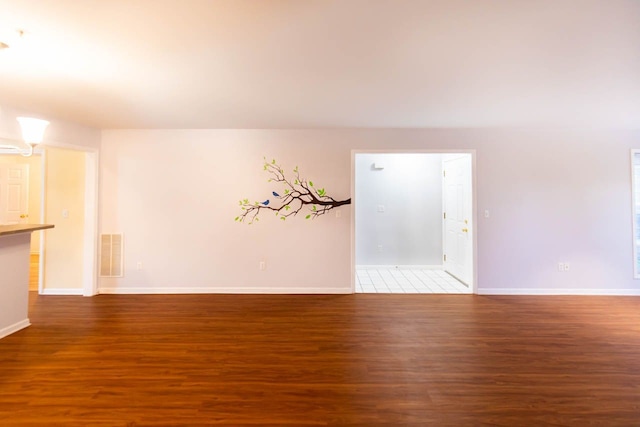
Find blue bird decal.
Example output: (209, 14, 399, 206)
(272, 191, 280, 197)
(261, 200, 270, 206)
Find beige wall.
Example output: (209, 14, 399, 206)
(43, 147, 85, 290)
(0, 154, 43, 252)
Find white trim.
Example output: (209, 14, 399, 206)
(0, 319, 30, 339)
(41, 288, 84, 295)
(0, 137, 45, 156)
(83, 151, 99, 296)
(356, 265, 444, 270)
(38, 149, 46, 294)
(99, 286, 353, 295)
(631, 149, 640, 279)
(479, 288, 640, 296)
(350, 151, 356, 293)
(39, 145, 100, 297)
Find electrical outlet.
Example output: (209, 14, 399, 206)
(377, 205, 385, 213)
(558, 262, 565, 272)
(136, 261, 143, 270)
(564, 262, 570, 271)
(377, 244, 383, 252)
(259, 261, 266, 271)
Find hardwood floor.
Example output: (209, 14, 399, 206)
(29, 253, 39, 291)
(1, 293, 640, 426)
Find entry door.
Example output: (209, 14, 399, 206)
(0, 164, 29, 224)
(443, 155, 472, 285)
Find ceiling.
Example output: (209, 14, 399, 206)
(0, 0, 639, 129)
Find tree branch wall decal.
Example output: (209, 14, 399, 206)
(235, 158, 351, 224)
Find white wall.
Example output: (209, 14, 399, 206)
(355, 153, 443, 266)
(100, 128, 640, 295)
(99, 130, 352, 293)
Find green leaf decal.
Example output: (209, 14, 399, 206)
(305, 214, 311, 219)
(234, 216, 239, 221)
(312, 205, 317, 211)
(309, 181, 314, 187)
(280, 216, 286, 221)
(284, 189, 290, 195)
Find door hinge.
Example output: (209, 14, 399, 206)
(443, 170, 446, 177)
(443, 212, 446, 219)
(443, 254, 447, 262)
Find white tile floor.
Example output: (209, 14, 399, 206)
(355, 267, 471, 294)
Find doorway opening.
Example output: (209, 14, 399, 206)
(352, 151, 476, 294)
(0, 152, 43, 291)
(0, 145, 98, 296)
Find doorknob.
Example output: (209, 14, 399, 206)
(20, 214, 29, 219)
(462, 228, 468, 233)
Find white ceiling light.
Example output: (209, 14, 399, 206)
(16, 117, 49, 157)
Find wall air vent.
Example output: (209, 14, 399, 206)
(100, 233, 123, 277)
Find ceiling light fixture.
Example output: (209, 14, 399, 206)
(16, 117, 49, 157)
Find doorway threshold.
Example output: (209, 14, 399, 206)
(355, 267, 470, 294)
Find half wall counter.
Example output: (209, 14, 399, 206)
(0, 224, 54, 339)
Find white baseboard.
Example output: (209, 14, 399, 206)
(98, 286, 353, 295)
(41, 288, 84, 296)
(0, 319, 30, 339)
(478, 288, 640, 296)
(356, 265, 443, 270)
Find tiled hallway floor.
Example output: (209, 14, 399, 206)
(355, 267, 471, 293)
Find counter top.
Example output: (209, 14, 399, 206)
(0, 224, 55, 237)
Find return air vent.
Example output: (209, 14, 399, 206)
(100, 233, 123, 277)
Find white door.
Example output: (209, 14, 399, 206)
(443, 155, 472, 286)
(0, 164, 29, 224)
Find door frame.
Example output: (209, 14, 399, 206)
(351, 149, 478, 294)
(41, 142, 99, 297)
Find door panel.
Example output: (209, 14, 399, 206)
(0, 164, 29, 224)
(443, 155, 472, 286)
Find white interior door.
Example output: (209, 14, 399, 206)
(0, 164, 29, 225)
(443, 155, 472, 285)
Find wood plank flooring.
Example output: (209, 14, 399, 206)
(29, 253, 39, 291)
(1, 293, 640, 426)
